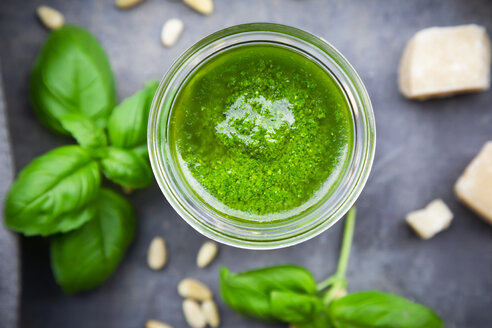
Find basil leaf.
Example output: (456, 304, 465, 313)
(100, 147, 153, 188)
(60, 113, 107, 148)
(50, 188, 135, 294)
(220, 265, 317, 322)
(296, 313, 334, 328)
(328, 291, 443, 328)
(108, 81, 159, 149)
(270, 290, 324, 324)
(30, 25, 115, 135)
(4, 145, 100, 236)
(132, 144, 149, 160)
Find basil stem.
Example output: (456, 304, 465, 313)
(335, 207, 356, 281)
(317, 207, 356, 305)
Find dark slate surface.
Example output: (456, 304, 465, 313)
(1, 0, 492, 327)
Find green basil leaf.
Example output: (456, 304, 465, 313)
(270, 290, 324, 324)
(30, 25, 115, 135)
(100, 147, 153, 188)
(328, 291, 443, 328)
(132, 144, 149, 160)
(4, 145, 100, 236)
(108, 81, 159, 149)
(220, 265, 317, 322)
(60, 113, 107, 148)
(296, 313, 334, 328)
(50, 188, 135, 294)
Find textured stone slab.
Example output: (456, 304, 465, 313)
(0, 0, 491, 327)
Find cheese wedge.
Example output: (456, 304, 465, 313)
(406, 199, 453, 239)
(455, 142, 492, 225)
(399, 25, 491, 100)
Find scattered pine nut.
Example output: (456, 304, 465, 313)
(183, 299, 207, 328)
(201, 300, 220, 327)
(115, 0, 144, 9)
(36, 6, 64, 30)
(161, 18, 184, 47)
(183, 0, 214, 15)
(146, 319, 173, 328)
(196, 241, 218, 268)
(147, 237, 167, 270)
(178, 278, 212, 301)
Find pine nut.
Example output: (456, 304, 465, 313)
(146, 319, 173, 328)
(115, 0, 144, 9)
(183, 0, 214, 15)
(201, 299, 220, 327)
(183, 299, 206, 328)
(147, 237, 167, 270)
(36, 6, 64, 30)
(161, 18, 184, 47)
(196, 241, 218, 268)
(178, 278, 212, 301)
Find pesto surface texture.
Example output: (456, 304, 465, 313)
(170, 44, 353, 219)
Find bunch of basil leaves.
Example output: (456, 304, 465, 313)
(4, 25, 158, 294)
(220, 208, 444, 328)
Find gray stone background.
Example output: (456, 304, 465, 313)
(1, 0, 492, 327)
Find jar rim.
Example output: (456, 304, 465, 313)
(148, 23, 376, 249)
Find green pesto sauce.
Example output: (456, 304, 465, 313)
(170, 44, 353, 218)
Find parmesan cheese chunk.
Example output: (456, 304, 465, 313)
(399, 25, 491, 100)
(406, 199, 453, 239)
(455, 142, 492, 225)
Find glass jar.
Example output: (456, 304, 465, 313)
(148, 23, 375, 249)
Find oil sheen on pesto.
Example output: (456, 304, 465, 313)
(170, 44, 353, 219)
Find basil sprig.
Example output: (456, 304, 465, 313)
(328, 291, 443, 328)
(30, 25, 116, 135)
(220, 208, 444, 328)
(100, 146, 153, 189)
(4, 25, 158, 293)
(108, 80, 159, 151)
(51, 189, 135, 294)
(5, 145, 100, 236)
(60, 113, 108, 148)
(220, 265, 318, 322)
